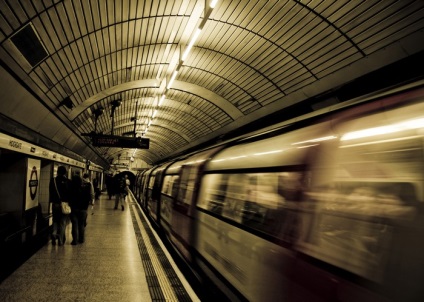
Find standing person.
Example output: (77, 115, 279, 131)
(69, 173, 94, 245)
(114, 174, 126, 211)
(105, 174, 114, 200)
(93, 177, 101, 201)
(49, 165, 71, 246)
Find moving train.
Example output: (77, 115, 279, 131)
(134, 81, 424, 302)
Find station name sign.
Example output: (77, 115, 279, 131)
(92, 135, 149, 149)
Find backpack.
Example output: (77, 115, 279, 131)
(81, 182, 92, 205)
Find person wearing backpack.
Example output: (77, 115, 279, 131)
(114, 174, 126, 211)
(49, 165, 71, 246)
(69, 173, 94, 245)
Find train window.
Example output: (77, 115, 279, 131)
(338, 136, 424, 180)
(162, 175, 179, 197)
(171, 176, 180, 198)
(198, 174, 228, 214)
(162, 176, 171, 194)
(298, 180, 419, 282)
(148, 175, 155, 189)
(222, 174, 249, 223)
(199, 171, 309, 240)
(176, 165, 197, 206)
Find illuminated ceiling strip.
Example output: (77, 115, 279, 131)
(167, 70, 178, 89)
(150, 0, 219, 135)
(210, 0, 218, 8)
(158, 94, 166, 106)
(182, 28, 202, 61)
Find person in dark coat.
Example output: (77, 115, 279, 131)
(69, 173, 94, 245)
(105, 174, 114, 200)
(49, 165, 71, 246)
(114, 174, 127, 211)
(93, 177, 101, 200)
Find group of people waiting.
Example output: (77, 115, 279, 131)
(49, 166, 130, 246)
(49, 166, 95, 246)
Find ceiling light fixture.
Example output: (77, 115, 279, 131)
(158, 94, 166, 106)
(149, 0, 219, 138)
(182, 28, 202, 61)
(167, 70, 178, 89)
(210, 0, 218, 8)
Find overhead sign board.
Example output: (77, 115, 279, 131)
(92, 135, 150, 149)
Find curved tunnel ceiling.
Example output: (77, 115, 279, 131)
(1, 0, 424, 166)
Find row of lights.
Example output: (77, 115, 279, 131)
(142, 0, 219, 137)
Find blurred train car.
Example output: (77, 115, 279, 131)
(135, 81, 424, 302)
(0, 132, 103, 280)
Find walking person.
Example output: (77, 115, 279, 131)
(49, 165, 71, 246)
(69, 173, 94, 245)
(114, 174, 126, 211)
(124, 174, 130, 202)
(105, 174, 114, 200)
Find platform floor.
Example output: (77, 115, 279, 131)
(0, 192, 199, 301)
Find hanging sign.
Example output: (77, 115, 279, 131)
(92, 135, 150, 149)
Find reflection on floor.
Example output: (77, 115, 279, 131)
(0, 195, 150, 301)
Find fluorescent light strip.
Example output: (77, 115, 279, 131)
(182, 28, 202, 61)
(167, 70, 178, 89)
(210, 0, 218, 8)
(158, 94, 166, 106)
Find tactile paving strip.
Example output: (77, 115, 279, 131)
(129, 201, 193, 302)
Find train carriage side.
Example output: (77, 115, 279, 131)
(146, 167, 161, 221)
(195, 121, 334, 302)
(133, 170, 143, 201)
(158, 159, 184, 242)
(148, 161, 174, 227)
(192, 84, 424, 302)
(163, 147, 224, 263)
(139, 167, 155, 210)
